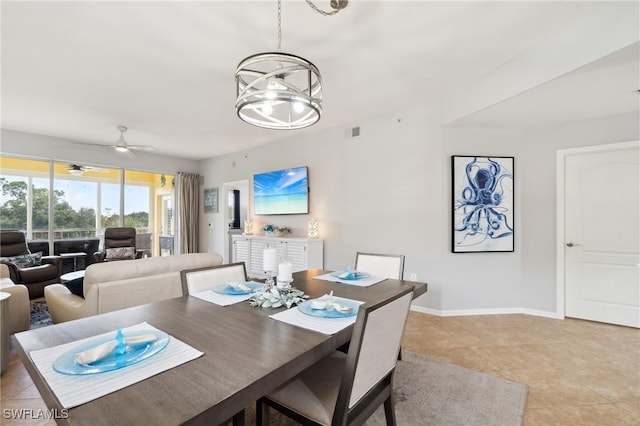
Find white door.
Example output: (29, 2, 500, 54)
(564, 143, 639, 327)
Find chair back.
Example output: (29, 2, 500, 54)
(104, 227, 137, 249)
(0, 231, 30, 257)
(180, 262, 248, 295)
(355, 252, 405, 280)
(333, 287, 413, 423)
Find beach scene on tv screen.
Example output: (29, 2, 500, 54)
(254, 167, 308, 215)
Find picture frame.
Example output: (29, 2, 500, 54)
(203, 187, 219, 213)
(451, 156, 514, 253)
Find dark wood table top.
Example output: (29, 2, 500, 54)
(14, 269, 427, 425)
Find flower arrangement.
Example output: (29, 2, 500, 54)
(249, 286, 308, 309)
(263, 224, 291, 236)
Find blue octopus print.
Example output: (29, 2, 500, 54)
(453, 156, 514, 252)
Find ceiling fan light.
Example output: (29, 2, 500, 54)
(115, 146, 129, 153)
(68, 168, 84, 176)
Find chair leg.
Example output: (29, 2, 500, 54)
(232, 410, 245, 426)
(383, 395, 397, 426)
(256, 398, 269, 426)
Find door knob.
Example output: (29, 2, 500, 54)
(566, 242, 582, 247)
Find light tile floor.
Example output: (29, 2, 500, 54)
(1, 312, 639, 425)
(402, 312, 640, 425)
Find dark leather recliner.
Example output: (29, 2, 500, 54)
(0, 230, 63, 299)
(94, 227, 144, 262)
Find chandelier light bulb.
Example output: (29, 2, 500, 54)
(293, 102, 305, 113)
(262, 104, 273, 116)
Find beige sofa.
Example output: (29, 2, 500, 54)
(0, 264, 31, 334)
(45, 253, 223, 324)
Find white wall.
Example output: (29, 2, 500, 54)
(198, 107, 639, 316)
(0, 129, 198, 174)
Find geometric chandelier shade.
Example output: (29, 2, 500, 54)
(234, 0, 347, 130)
(235, 52, 322, 130)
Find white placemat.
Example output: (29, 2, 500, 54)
(191, 282, 264, 306)
(270, 297, 364, 335)
(313, 272, 386, 287)
(30, 322, 203, 409)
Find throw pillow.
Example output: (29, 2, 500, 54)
(65, 277, 85, 298)
(2, 252, 43, 268)
(105, 246, 136, 260)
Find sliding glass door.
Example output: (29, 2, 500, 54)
(0, 157, 50, 241)
(0, 155, 174, 260)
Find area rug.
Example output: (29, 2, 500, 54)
(246, 351, 528, 426)
(30, 300, 53, 329)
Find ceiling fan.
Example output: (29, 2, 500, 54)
(74, 125, 156, 157)
(111, 125, 155, 157)
(67, 164, 108, 176)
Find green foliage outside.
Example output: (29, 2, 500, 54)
(0, 178, 149, 236)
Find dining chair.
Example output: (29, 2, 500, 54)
(354, 252, 405, 280)
(355, 251, 407, 360)
(257, 286, 414, 426)
(180, 262, 248, 295)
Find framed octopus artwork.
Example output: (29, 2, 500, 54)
(451, 156, 514, 253)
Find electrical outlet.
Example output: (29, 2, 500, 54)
(410, 273, 417, 281)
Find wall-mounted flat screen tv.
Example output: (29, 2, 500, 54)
(253, 166, 309, 215)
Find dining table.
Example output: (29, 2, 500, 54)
(14, 269, 427, 426)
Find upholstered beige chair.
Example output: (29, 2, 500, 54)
(0, 264, 30, 334)
(355, 252, 405, 280)
(355, 251, 408, 360)
(180, 262, 248, 295)
(257, 287, 414, 426)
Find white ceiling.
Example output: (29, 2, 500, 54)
(2, 1, 638, 160)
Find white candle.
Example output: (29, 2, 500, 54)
(277, 261, 293, 285)
(263, 247, 277, 272)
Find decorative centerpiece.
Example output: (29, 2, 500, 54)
(263, 224, 291, 237)
(249, 287, 308, 309)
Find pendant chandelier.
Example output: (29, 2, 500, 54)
(235, 0, 348, 130)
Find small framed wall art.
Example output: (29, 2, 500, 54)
(451, 155, 514, 253)
(203, 187, 219, 213)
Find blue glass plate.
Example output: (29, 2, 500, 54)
(53, 330, 170, 375)
(330, 270, 371, 281)
(298, 297, 359, 318)
(212, 281, 264, 295)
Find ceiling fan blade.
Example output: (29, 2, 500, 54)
(128, 145, 156, 152)
(72, 141, 111, 149)
(116, 147, 137, 158)
(85, 166, 109, 173)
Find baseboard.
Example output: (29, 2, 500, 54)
(410, 304, 563, 320)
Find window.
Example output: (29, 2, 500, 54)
(52, 178, 98, 239)
(0, 158, 50, 240)
(0, 155, 174, 258)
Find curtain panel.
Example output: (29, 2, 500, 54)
(176, 172, 200, 254)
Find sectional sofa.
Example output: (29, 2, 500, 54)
(45, 252, 223, 323)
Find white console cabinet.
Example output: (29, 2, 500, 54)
(231, 235, 323, 278)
